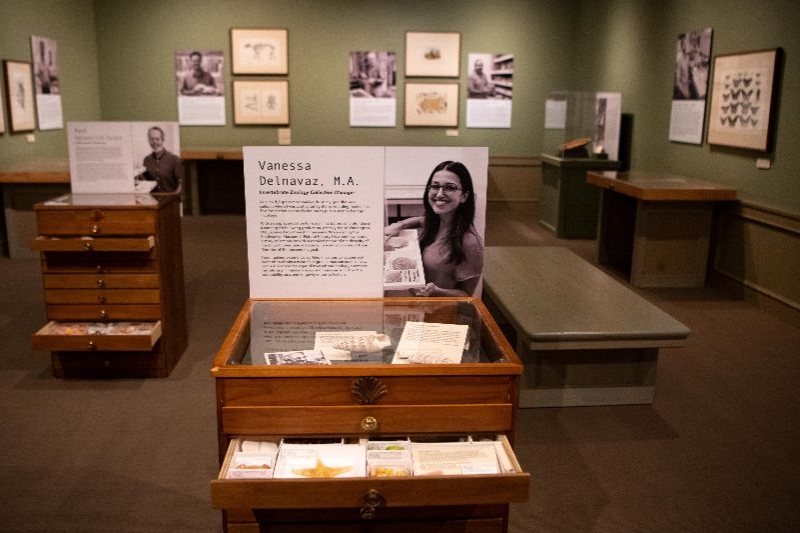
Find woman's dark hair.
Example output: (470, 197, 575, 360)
(419, 161, 477, 265)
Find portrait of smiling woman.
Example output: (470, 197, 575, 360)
(384, 160, 484, 297)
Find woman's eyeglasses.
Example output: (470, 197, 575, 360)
(427, 183, 462, 195)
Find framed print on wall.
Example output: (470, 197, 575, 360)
(405, 31, 460, 77)
(231, 28, 288, 75)
(707, 48, 781, 152)
(233, 80, 289, 125)
(3, 60, 36, 133)
(0, 83, 6, 133)
(404, 83, 459, 127)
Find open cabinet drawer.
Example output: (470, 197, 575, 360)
(32, 321, 162, 351)
(30, 235, 156, 252)
(212, 435, 530, 522)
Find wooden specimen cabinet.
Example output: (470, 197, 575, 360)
(30, 193, 187, 378)
(211, 298, 530, 532)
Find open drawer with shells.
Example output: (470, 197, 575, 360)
(32, 321, 162, 351)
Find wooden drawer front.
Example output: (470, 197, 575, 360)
(43, 273, 160, 289)
(230, 507, 506, 532)
(36, 209, 157, 235)
(44, 289, 161, 305)
(222, 404, 515, 436)
(42, 251, 157, 273)
(33, 321, 162, 352)
(31, 236, 155, 252)
(212, 438, 529, 511)
(46, 304, 162, 321)
(221, 376, 514, 407)
(51, 350, 168, 378)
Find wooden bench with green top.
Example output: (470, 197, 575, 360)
(482, 246, 690, 407)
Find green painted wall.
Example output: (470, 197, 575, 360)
(571, 0, 800, 213)
(2, 0, 798, 213)
(90, 0, 576, 153)
(0, 0, 101, 162)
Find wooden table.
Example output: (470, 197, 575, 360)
(0, 160, 71, 258)
(482, 246, 690, 407)
(587, 170, 737, 287)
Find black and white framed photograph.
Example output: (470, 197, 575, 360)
(404, 83, 458, 127)
(231, 28, 288, 75)
(0, 82, 6, 134)
(3, 60, 36, 133)
(669, 27, 713, 144)
(466, 53, 513, 129)
(30, 34, 64, 130)
(176, 50, 226, 126)
(176, 50, 224, 96)
(405, 32, 460, 77)
(349, 51, 396, 127)
(233, 80, 289, 125)
(707, 48, 781, 151)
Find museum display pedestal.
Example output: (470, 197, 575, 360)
(538, 154, 618, 239)
(211, 297, 530, 532)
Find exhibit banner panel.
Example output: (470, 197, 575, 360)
(67, 122, 181, 194)
(244, 146, 489, 299)
(244, 146, 386, 298)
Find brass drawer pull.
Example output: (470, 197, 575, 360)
(84, 242, 93, 251)
(99, 309, 108, 319)
(96, 279, 106, 288)
(88, 341, 97, 351)
(91, 224, 100, 234)
(360, 416, 378, 432)
(360, 489, 384, 520)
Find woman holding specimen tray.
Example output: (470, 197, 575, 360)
(384, 160, 484, 297)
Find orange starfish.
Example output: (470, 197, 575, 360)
(292, 457, 353, 478)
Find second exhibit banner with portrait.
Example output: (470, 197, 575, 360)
(243, 146, 488, 299)
(67, 121, 182, 194)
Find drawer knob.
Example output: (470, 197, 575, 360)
(97, 296, 107, 304)
(88, 341, 97, 351)
(84, 242, 93, 251)
(360, 489, 383, 520)
(360, 416, 378, 432)
(99, 309, 108, 319)
(91, 224, 100, 234)
(96, 279, 105, 288)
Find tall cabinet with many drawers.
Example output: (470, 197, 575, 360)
(30, 193, 187, 378)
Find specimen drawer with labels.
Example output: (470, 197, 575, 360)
(211, 297, 530, 532)
(30, 193, 187, 378)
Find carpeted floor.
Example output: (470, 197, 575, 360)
(1, 201, 799, 532)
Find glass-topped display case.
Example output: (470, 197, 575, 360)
(211, 297, 528, 532)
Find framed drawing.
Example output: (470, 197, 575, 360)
(0, 83, 6, 133)
(404, 83, 459, 127)
(707, 48, 781, 151)
(231, 28, 288, 75)
(233, 80, 289, 125)
(405, 32, 460, 77)
(3, 60, 36, 133)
